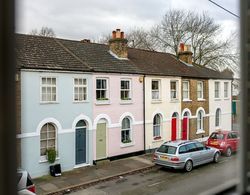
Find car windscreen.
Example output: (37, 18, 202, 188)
(157, 145, 177, 154)
(209, 133, 224, 140)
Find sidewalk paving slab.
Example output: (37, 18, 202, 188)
(34, 153, 154, 195)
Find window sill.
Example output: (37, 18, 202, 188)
(224, 98, 230, 100)
(152, 138, 164, 143)
(39, 157, 60, 163)
(95, 100, 110, 105)
(73, 101, 90, 103)
(170, 99, 179, 103)
(40, 101, 59, 104)
(214, 98, 221, 101)
(197, 98, 206, 101)
(120, 100, 133, 105)
(120, 142, 135, 148)
(196, 130, 205, 135)
(182, 99, 192, 102)
(151, 99, 162, 104)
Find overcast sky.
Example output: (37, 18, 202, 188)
(16, 0, 239, 41)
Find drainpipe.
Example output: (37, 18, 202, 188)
(143, 75, 146, 153)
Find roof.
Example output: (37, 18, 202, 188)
(15, 34, 233, 79)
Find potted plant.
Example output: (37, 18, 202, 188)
(46, 148, 61, 177)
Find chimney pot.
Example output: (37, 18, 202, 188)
(112, 31, 116, 39)
(121, 32, 124, 39)
(179, 43, 184, 52)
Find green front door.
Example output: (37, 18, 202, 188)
(96, 123, 107, 160)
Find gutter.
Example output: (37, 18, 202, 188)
(143, 75, 146, 153)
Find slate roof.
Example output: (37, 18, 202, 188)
(15, 34, 233, 79)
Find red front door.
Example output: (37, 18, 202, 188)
(171, 118, 177, 141)
(182, 117, 188, 140)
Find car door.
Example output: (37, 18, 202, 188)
(231, 132, 238, 151)
(227, 133, 235, 151)
(195, 142, 210, 164)
(185, 143, 200, 166)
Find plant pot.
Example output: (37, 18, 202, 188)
(49, 164, 61, 177)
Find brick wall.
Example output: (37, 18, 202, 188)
(181, 79, 209, 140)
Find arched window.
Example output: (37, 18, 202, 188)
(121, 117, 131, 143)
(40, 123, 56, 156)
(215, 108, 221, 127)
(153, 114, 161, 137)
(197, 110, 204, 131)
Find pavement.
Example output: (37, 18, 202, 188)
(34, 153, 154, 195)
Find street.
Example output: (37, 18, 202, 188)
(69, 155, 238, 195)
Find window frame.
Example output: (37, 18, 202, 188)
(182, 81, 190, 100)
(121, 117, 132, 144)
(40, 123, 57, 161)
(73, 77, 88, 102)
(170, 80, 178, 100)
(153, 114, 162, 138)
(215, 108, 221, 127)
(96, 78, 109, 101)
(214, 81, 220, 99)
(197, 110, 204, 132)
(40, 76, 57, 103)
(151, 79, 161, 101)
(197, 81, 204, 100)
(224, 82, 229, 98)
(120, 79, 132, 101)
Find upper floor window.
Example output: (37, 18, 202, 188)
(170, 81, 178, 100)
(74, 78, 87, 102)
(215, 108, 221, 127)
(41, 77, 57, 102)
(182, 81, 190, 100)
(197, 81, 204, 99)
(96, 78, 108, 100)
(152, 80, 160, 100)
(215, 82, 220, 98)
(153, 114, 161, 138)
(121, 117, 132, 144)
(224, 82, 229, 98)
(197, 110, 204, 131)
(121, 79, 131, 101)
(40, 123, 56, 157)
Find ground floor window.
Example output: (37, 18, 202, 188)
(153, 114, 161, 138)
(40, 123, 56, 156)
(121, 117, 132, 143)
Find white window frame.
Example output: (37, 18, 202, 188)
(215, 108, 221, 127)
(120, 79, 132, 101)
(214, 81, 220, 99)
(151, 80, 161, 100)
(182, 81, 190, 100)
(224, 82, 229, 98)
(197, 81, 204, 100)
(96, 78, 109, 101)
(73, 78, 88, 102)
(197, 110, 204, 132)
(121, 117, 132, 144)
(170, 80, 178, 100)
(40, 123, 57, 161)
(153, 114, 162, 138)
(40, 77, 57, 103)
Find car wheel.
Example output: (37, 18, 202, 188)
(226, 147, 232, 157)
(214, 152, 220, 163)
(184, 160, 193, 172)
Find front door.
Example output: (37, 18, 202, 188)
(171, 118, 177, 141)
(182, 117, 188, 140)
(75, 127, 86, 164)
(96, 123, 107, 160)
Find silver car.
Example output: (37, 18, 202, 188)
(153, 140, 220, 172)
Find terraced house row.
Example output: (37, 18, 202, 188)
(15, 29, 233, 177)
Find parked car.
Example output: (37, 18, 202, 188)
(153, 140, 220, 172)
(205, 130, 239, 157)
(17, 169, 36, 195)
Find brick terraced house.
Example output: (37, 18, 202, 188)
(15, 29, 233, 177)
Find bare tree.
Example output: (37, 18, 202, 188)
(30, 26, 56, 37)
(151, 9, 239, 72)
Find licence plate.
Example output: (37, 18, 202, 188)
(160, 155, 168, 160)
(210, 141, 218, 145)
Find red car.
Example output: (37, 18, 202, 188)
(205, 130, 239, 157)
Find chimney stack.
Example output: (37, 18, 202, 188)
(109, 29, 128, 59)
(80, 39, 91, 43)
(178, 43, 193, 64)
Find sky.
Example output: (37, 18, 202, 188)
(16, 0, 239, 41)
